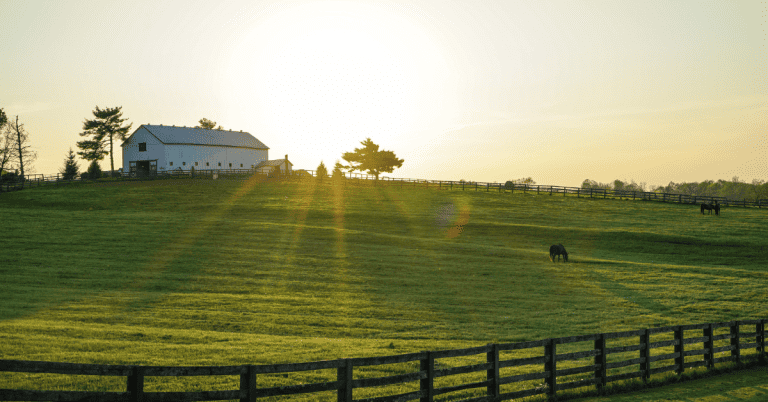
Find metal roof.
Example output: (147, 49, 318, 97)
(256, 159, 292, 168)
(126, 125, 269, 149)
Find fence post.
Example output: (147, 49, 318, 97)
(337, 359, 353, 402)
(640, 329, 650, 383)
(486, 183, 489, 192)
(731, 321, 740, 364)
(127, 366, 144, 402)
(757, 321, 766, 364)
(675, 326, 684, 375)
(420, 351, 434, 402)
(487, 343, 500, 398)
(594, 334, 606, 392)
(704, 324, 714, 369)
(240, 365, 256, 402)
(545, 338, 557, 398)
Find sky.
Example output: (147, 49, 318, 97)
(1, 0, 766, 188)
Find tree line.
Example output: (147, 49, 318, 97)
(581, 177, 768, 202)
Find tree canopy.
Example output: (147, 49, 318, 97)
(196, 118, 223, 130)
(341, 138, 403, 180)
(77, 106, 132, 177)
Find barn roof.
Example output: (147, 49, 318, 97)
(124, 125, 269, 149)
(256, 159, 292, 168)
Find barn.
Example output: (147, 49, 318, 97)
(121, 124, 275, 175)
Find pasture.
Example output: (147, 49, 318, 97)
(1, 177, 767, 400)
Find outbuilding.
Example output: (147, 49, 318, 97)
(121, 124, 270, 175)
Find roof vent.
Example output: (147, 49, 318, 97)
(160, 124, 163, 126)
(240, 130, 242, 132)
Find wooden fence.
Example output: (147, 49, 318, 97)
(314, 173, 768, 208)
(2, 169, 766, 209)
(1, 320, 765, 402)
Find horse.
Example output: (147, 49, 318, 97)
(701, 203, 715, 215)
(549, 244, 568, 262)
(713, 203, 720, 216)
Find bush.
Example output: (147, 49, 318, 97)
(80, 172, 90, 180)
(87, 160, 102, 179)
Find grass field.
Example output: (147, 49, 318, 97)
(1, 176, 767, 400)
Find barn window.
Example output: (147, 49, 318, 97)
(138, 143, 147, 152)
(182, 162, 186, 166)
(195, 162, 198, 166)
(170, 162, 173, 166)
(229, 163, 232, 168)
(218, 162, 221, 167)
(240, 163, 243, 167)
(206, 162, 209, 166)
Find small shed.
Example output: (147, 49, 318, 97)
(255, 155, 293, 176)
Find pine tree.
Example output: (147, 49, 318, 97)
(77, 106, 132, 177)
(316, 161, 328, 182)
(332, 161, 345, 180)
(341, 138, 403, 180)
(60, 148, 80, 180)
(87, 160, 102, 180)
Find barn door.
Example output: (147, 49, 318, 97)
(149, 160, 157, 175)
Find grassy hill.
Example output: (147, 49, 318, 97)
(1, 177, 766, 400)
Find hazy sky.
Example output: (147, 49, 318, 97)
(1, 0, 766, 187)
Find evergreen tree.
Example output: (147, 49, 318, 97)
(341, 138, 403, 180)
(87, 160, 102, 180)
(316, 161, 328, 182)
(77, 106, 132, 177)
(332, 161, 345, 180)
(60, 148, 80, 180)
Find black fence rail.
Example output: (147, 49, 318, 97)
(3, 169, 766, 209)
(1, 320, 765, 402)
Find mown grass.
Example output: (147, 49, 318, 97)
(1, 177, 767, 400)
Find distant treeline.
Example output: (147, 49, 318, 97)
(581, 177, 768, 202)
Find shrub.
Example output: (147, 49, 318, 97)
(87, 160, 102, 179)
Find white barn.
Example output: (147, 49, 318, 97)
(121, 124, 272, 175)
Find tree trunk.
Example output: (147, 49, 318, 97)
(109, 133, 114, 177)
(14, 116, 24, 181)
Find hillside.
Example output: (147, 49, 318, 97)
(1, 177, 766, 399)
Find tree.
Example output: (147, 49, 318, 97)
(0, 115, 12, 177)
(316, 161, 328, 182)
(60, 148, 80, 180)
(86, 160, 102, 180)
(332, 161, 345, 180)
(341, 138, 403, 180)
(7, 115, 37, 180)
(77, 106, 132, 177)
(195, 118, 223, 130)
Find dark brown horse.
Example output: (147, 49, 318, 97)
(549, 244, 568, 262)
(701, 202, 721, 215)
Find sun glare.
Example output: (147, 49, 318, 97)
(224, 1, 448, 164)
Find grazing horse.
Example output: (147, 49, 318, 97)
(549, 244, 568, 262)
(714, 202, 720, 216)
(701, 203, 715, 215)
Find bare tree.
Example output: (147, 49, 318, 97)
(8, 115, 37, 180)
(0, 108, 10, 176)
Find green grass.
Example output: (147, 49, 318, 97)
(1, 177, 767, 400)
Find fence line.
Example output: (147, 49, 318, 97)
(2, 320, 765, 401)
(2, 169, 765, 209)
